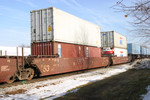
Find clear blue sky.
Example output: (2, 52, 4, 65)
(0, 0, 135, 47)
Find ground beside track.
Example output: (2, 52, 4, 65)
(56, 69, 150, 100)
(0, 59, 150, 100)
(56, 59, 150, 100)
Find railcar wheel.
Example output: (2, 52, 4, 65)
(26, 68, 34, 80)
(7, 74, 16, 84)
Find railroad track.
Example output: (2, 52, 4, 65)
(0, 65, 111, 88)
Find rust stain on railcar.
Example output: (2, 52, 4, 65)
(112, 57, 130, 65)
(0, 58, 17, 82)
(32, 57, 109, 77)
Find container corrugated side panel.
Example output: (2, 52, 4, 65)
(53, 7, 101, 47)
(53, 42, 102, 58)
(144, 48, 146, 55)
(141, 46, 145, 55)
(147, 49, 150, 55)
(135, 44, 140, 54)
(147, 48, 149, 55)
(147, 49, 149, 55)
(127, 44, 132, 54)
(31, 42, 53, 55)
(133, 44, 141, 54)
(140, 46, 142, 54)
(42, 9, 46, 42)
(31, 42, 101, 57)
(145, 48, 147, 55)
(142, 47, 144, 55)
(101, 32, 114, 48)
(114, 31, 127, 49)
(114, 48, 127, 57)
(128, 43, 141, 54)
(36, 11, 40, 42)
(143, 47, 145, 55)
(101, 32, 105, 47)
(108, 32, 114, 47)
(146, 48, 148, 55)
(142, 47, 145, 55)
(31, 8, 53, 43)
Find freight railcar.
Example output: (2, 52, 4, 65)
(0, 48, 130, 83)
(127, 43, 150, 59)
(127, 43, 141, 61)
(0, 7, 134, 83)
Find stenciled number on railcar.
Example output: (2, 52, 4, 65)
(41, 65, 50, 72)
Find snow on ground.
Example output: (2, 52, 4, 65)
(135, 59, 150, 100)
(142, 86, 150, 100)
(132, 59, 150, 69)
(0, 64, 133, 100)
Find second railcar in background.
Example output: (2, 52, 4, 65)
(127, 43, 150, 59)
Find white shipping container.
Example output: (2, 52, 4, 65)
(114, 48, 127, 57)
(31, 7, 101, 47)
(101, 31, 127, 49)
(0, 46, 31, 56)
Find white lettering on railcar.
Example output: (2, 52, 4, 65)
(7, 60, 10, 63)
(40, 65, 50, 72)
(1, 66, 10, 72)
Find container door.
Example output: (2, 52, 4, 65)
(42, 10, 46, 42)
(101, 32, 113, 48)
(31, 12, 36, 43)
(36, 11, 41, 42)
(31, 8, 53, 43)
(47, 8, 53, 41)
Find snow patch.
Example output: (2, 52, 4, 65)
(132, 59, 150, 69)
(141, 85, 150, 100)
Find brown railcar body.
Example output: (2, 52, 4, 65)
(0, 55, 130, 83)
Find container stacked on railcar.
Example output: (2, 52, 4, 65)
(127, 43, 150, 58)
(140, 46, 150, 57)
(127, 43, 141, 55)
(101, 31, 129, 64)
(101, 31, 127, 57)
(127, 43, 141, 60)
(31, 7, 101, 57)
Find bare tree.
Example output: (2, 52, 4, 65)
(112, 0, 150, 45)
(19, 44, 30, 48)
